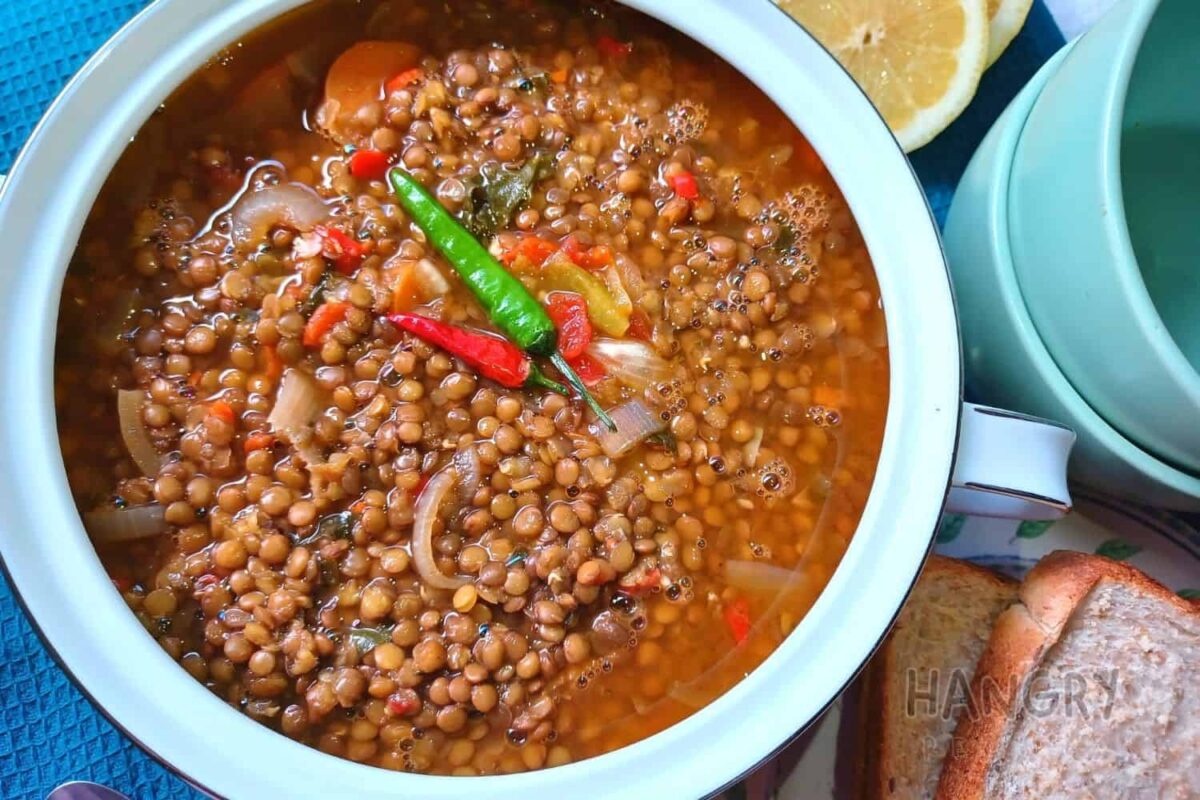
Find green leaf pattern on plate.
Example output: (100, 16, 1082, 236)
(1015, 520, 1055, 539)
(1095, 538, 1142, 561)
(936, 514, 967, 544)
(1178, 589, 1200, 600)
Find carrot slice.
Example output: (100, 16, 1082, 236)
(303, 301, 351, 348)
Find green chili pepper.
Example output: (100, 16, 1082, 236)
(388, 167, 616, 430)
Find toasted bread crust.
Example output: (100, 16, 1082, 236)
(934, 551, 1200, 799)
(863, 556, 1017, 800)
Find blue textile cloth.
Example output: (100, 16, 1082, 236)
(0, 2, 1065, 798)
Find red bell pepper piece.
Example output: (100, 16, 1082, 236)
(723, 596, 752, 645)
(349, 149, 391, 181)
(597, 35, 633, 58)
(316, 226, 367, 275)
(669, 171, 700, 200)
(385, 68, 425, 95)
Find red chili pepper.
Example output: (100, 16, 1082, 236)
(597, 35, 633, 58)
(723, 596, 752, 645)
(627, 308, 653, 341)
(544, 292, 593, 360)
(385, 68, 425, 95)
(303, 301, 351, 348)
(668, 171, 700, 200)
(349, 149, 391, 181)
(388, 313, 567, 395)
(316, 225, 368, 275)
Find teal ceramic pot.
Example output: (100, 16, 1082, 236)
(1007, 0, 1200, 472)
(945, 41, 1200, 511)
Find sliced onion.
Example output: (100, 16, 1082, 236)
(613, 253, 646, 297)
(230, 183, 331, 248)
(268, 369, 326, 431)
(84, 504, 166, 544)
(743, 426, 765, 469)
(117, 389, 163, 477)
(453, 446, 481, 507)
(587, 339, 672, 391)
(595, 399, 666, 459)
(667, 679, 711, 710)
(414, 258, 451, 297)
(724, 559, 799, 595)
(601, 266, 632, 316)
(411, 467, 467, 591)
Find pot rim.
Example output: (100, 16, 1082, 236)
(0, 1, 959, 797)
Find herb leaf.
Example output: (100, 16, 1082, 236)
(505, 69, 550, 94)
(297, 510, 356, 545)
(347, 625, 395, 654)
(647, 430, 677, 452)
(458, 150, 556, 238)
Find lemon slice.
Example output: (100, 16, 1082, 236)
(987, 0, 1033, 64)
(775, 0, 988, 152)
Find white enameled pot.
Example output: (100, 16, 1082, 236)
(0, 1, 1073, 797)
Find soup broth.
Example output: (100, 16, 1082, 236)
(56, 0, 888, 775)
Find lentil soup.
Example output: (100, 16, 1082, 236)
(55, 0, 888, 776)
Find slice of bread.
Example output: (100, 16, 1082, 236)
(863, 555, 1019, 800)
(936, 550, 1200, 799)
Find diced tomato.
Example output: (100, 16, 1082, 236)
(557, 235, 614, 270)
(243, 431, 275, 454)
(551, 68, 568, 84)
(568, 353, 606, 387)
(387, 260, 423, 313)
(723, 596, 752, 645)
(544, 291, 593, 360)
(668, 171, 700, 200)
(208, 401, 236, 424)
(385, 68, 425, 95)
(502, 235, 558, 267)
(261, 344, 284, 381)
(627, 309, 653, 341)
(348, 149, 391, 182)
(413, 472, 431, 497)
(596, 35, 633, 58)
(303, 301, 351, 348)
(316, 226, 368, 275)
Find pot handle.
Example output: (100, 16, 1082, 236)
(946, 403, 1075, 519)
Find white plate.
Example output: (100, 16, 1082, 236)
(773, 491, 1200, 800)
